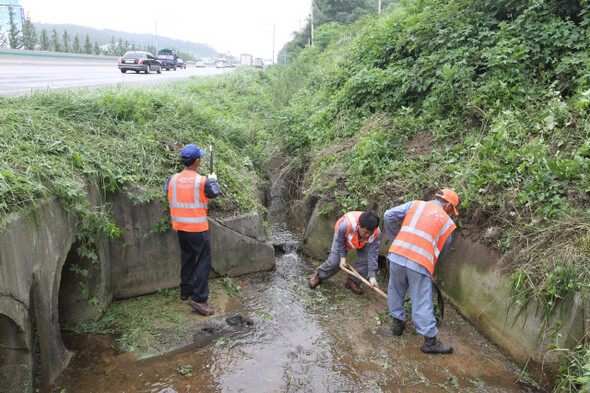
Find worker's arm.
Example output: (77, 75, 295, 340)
(383, 201, 413, 240)
(163, 175, 173, 195)
(204, 177, 220, 199)
(439, 233, 453, 258)
(335, 220, 349, 268)
(367, 230, 381, 279)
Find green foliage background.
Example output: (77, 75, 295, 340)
(2, 0, 590, 390)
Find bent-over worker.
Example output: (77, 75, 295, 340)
(384, 189, 458, 354)
(164, 144, 220, 316)
(309, 211, 381, 294)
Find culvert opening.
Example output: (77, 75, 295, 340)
(58, 240, 100, 330)
(0, 313, 31, 392)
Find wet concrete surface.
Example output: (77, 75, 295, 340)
(51, 226, 548, 393)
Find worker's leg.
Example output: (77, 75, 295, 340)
(179, 230, 211, 303)
(387, 261, 409, 320)
(407, 270, 438, 338)
(191, 230, 212, 303)
(178, 230, 197, 299)
(316, 235, 346, 281)
(351, 245, 369, 285)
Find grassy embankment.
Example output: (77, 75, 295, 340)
(269, 0, 590, 390)
(2, 0, 589, 390)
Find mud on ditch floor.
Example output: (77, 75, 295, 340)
(52, 249, 547, 393)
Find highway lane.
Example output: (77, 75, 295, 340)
(0, 54, 229, 96)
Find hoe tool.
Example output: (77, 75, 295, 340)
(340, 263, 388, 300)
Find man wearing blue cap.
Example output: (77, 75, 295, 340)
(163, 144, 220, 316)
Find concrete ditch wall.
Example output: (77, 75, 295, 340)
(0, 190, 274, 392)
(301, 204, 587, 383)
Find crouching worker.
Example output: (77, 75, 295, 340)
(384, 189, 458, 354)
(164, 144, 220, 316)
(309, 211, 381, 295)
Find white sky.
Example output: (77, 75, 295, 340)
(19, 0, 311, 61)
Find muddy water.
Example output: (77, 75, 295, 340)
(51, 175, 547, 392)
(53, 224, 546, 393)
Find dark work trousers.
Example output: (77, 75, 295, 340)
(178, 230, 212, 303)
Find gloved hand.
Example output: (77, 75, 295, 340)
(369, 277, 378, 289)
(339, 257, 348, 270)
(208, 173, 217, 181)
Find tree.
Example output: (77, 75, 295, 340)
(72, 34, 81, 53)
(62, 30, 70, 52)
(21, 17, 37, 50)
(116, 38, 127, 56)
(83, 34, 92, 54)
(107, 36, 117, 55)
(92, 41, 100, 55)
(39, 29, 50, 51)
(51, 29, 61, 52)
(7, 6, 22, 49)
(0, 26, 7, 48)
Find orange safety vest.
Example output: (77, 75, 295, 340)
(168, 170, 209, 232)
(388, 201, 456, 275)
(335, 211, 380, 250)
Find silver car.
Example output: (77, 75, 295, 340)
(118, 51, 162, 74)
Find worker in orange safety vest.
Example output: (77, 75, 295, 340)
(164, 144, 220, 316)
(384, 189, 458, 354)
(309, 211, 381, 295)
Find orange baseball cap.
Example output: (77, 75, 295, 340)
(436, 189, 458, 215)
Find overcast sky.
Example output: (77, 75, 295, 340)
(19, 0, 311, 60)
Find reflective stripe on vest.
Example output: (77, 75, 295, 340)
(168, 171, 209, 232)
(335, 211, 380, 250)
(389, 201, 456, 275)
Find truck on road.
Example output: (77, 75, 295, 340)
(240, 53, 253, 67)
(157, 48, 177, 71)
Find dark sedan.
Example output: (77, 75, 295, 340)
(118, 51, 162, 74)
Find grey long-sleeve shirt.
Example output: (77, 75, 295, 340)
(384, 200, 453, 277)
(335, 218, 381, 278)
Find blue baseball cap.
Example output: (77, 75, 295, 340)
(180, 144, 207, 160)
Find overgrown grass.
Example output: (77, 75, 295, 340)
(0, 73, 270, 227)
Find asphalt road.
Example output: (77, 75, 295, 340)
(0, 53, 229, 97)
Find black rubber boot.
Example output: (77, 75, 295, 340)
(420, 336, 453, 354)
(392, 318, 405, 336)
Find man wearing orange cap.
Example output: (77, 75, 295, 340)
(384, 189, 458, 354)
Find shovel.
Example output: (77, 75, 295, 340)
(340, 263, 388, 300)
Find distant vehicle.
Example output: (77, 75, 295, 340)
(157, 48, 177, 71)
(254, 58, 264, 69)
(215, 61, 226, 68)
(177, 58, 186, 69)
(117, 51, 162, 74)
(240, 53, 253, 67)
(195, 61, 205, 68)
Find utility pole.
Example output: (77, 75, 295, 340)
(154, 20, 158, 52)
(310, 0, 314, 46)
(378, 0, 382, 14)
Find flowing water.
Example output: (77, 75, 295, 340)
(51, 175, 548, 392)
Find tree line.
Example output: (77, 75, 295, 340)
(1, 6, 197, 60)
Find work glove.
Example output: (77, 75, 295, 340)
(339, 257, 348, 270)
(208, 173, 217, 181)
(369, 277, 378, 289)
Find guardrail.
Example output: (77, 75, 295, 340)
(0, 48, 118, 66)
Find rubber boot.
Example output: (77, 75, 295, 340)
(420, 336, 453, 354)
(392, 318, 405, 336)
